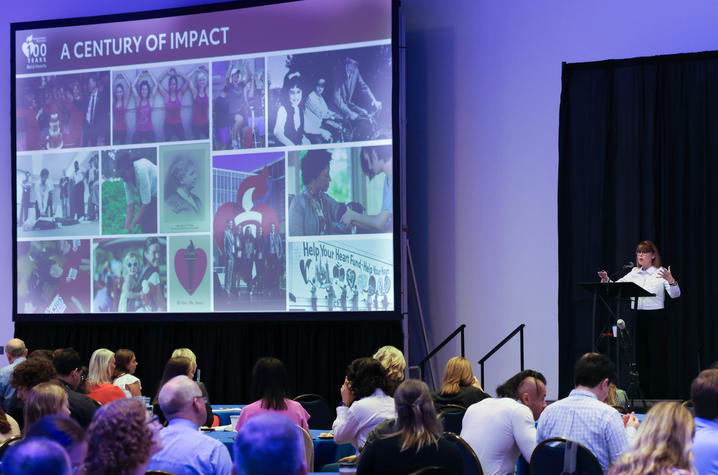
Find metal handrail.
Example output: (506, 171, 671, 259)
(478, 324, 525, 388)
(418, 324, 466, 382)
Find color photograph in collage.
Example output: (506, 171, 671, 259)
(93, 237, 167, 313)
(287, 145, 393, 237)
(159, 143, 210, 233)
(211, 58, 266, 151)
(16, 71, 110, 151)
(212, 151, 285, 311)
(17, 151, 99, 238)
(17, 239, 91, 314)
(286, 237, 394, 312)
(112, 62, 210, 145)
(267, 44, 391, 147)
(168, 235, 211, 312)
(101, 147, 157, 235)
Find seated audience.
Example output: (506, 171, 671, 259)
(84, 398, 163, 475)
(690, 368, 718, 474)
(0, 339, 28, 411)
(0, 405, 20, 443)
(373, 346, 406, 396)
(26, 415, 87, 473)
(356, 379, 462, 475)
(87, 349, 125, 404)
(28, 349, 54, 361)
(609, 401, 694, 475)
(432, 356, 490, 412)
(171, 348, 214, 426)
(236, 357, 310, 431)
(1, 438, 71, 475)
(333, 357, 396, 452)
(52, 348, 99, 428)
(461, 369, 546, 475)
(154, 356, 213, 426)
(23, 381, 70, 434)
(112, 348, 142, 397)
(9, 357, 58, 428)
(147, 375, 232, 474)
(234, 413, 307, 475)
(537, 353, 638, 472)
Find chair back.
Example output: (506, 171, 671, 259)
(0, 435, 22, 459)
(145, 471, 177, 475)
(440, 404, 466, 435)
(409, 467, 452, 475)
(442, 432, 484, 475)
(529, 437, 602, 475)
(298, 425, 314, 472)
(293, 394, 333, 429)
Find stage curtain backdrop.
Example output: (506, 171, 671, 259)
(15, 320, 402, 409)
(558, 52, 718, 399)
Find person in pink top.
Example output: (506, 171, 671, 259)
(236, 357, 309, 431)
(188, 65, 210, 139)
(157, 68, 189, 141)
(131, 70, 158, 143)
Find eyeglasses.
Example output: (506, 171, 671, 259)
(146, 414, 161, 426)
(636, 250, 652, 255)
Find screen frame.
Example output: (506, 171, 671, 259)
(11, 0, 404, 322)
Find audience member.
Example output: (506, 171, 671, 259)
(432, 356, 490, 412)
(170, 348, 214, 425)
(28, 349, 54, 361)
(0, 339, 28, 410)
(236, 357, 309, 431)
(147, 375, 232, 474)
(87, 348, 125, 404)
(26, 415, 86, 473)
(1, 438, 71, 475)
(537, 353, 638, 472)
(690, 368, 718, 474)
(0, 405, 20, 443)
(609, 401, 694, 475)
(84, 398, 163, 475)
(373, 346, 406, 396)
(9, 356, 57, 428)
(23, 381, 70, 434)
(52, 348, 99, 428)
(112, 348, 142, 397)
(234, 413, 307, 475)
(357, 379, 462, 475)
(461, 369, 546, 475)
(154, 356, 213, 426)
(333, 357, 396, 452)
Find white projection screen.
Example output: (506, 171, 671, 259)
(12, 0, 401, 321)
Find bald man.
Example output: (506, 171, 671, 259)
(234, 413, 307, 475)
(0, 339, 28, 410)
(146, 375, 232, 475)
(461, 370, 547, 475)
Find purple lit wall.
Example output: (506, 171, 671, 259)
(2, 1, 718, 398)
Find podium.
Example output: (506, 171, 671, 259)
(579, 282, 654, 390)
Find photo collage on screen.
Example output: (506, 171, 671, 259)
(15, 39, 394, 315)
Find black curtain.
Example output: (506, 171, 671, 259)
(558, 52, 718, 399)
(15, 320, 402, 409)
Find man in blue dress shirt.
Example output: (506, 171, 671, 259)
(147, 375, 232, 475)
(691, 368, 718, 475)
(0, 339, 27, 411)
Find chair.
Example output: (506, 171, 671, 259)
(439, 404, 466, 435)
(298, 425, 314, 472)
(0, 435, 22, 459)
(293, 393, 333, 429)
(442, 432, 484, 475)
(145, 471, 177, 475)
(409, 467, 452, 475)
(529, 437, 602, 475)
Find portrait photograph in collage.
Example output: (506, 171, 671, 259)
(159, 143, 210, 233)
(112, 62, 210, 146)
(212, 152, 285, 311)
(101, 147, 157, 235)
(211, 58, 266, 151)
(93, 236, 167, 313)
(16, 71, 110, 151)
(267, 44, 391, 148)
(287, 145, 393, 237)
(17, 239, 91, 314)
(17, 151, 100, 238)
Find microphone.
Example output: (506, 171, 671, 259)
(622, 261, 634, 269)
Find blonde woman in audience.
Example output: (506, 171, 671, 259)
(23, 381, 71, 434)
(112, 349, 142, 397)
(431, 356, 489, 412)
(87, 349, 125, 405)
(608, 401, 695, 475)
(373, 346, 406, 396)
(84, 398, 163, 475)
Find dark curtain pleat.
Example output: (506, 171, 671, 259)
(15, 320, 402, 409)
(559, 53, 718, 399)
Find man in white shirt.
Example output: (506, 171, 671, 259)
(461, 370, 547, 475)
(116, 150, 157, 234)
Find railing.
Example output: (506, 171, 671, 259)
(478, 324, 525, 388)
(418, 324, 466, 388)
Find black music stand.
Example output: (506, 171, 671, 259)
(579, 282, 653, 388)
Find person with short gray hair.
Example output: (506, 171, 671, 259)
(0, 339, 28, 411)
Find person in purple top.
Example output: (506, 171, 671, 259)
(690, 368, 718, 475)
